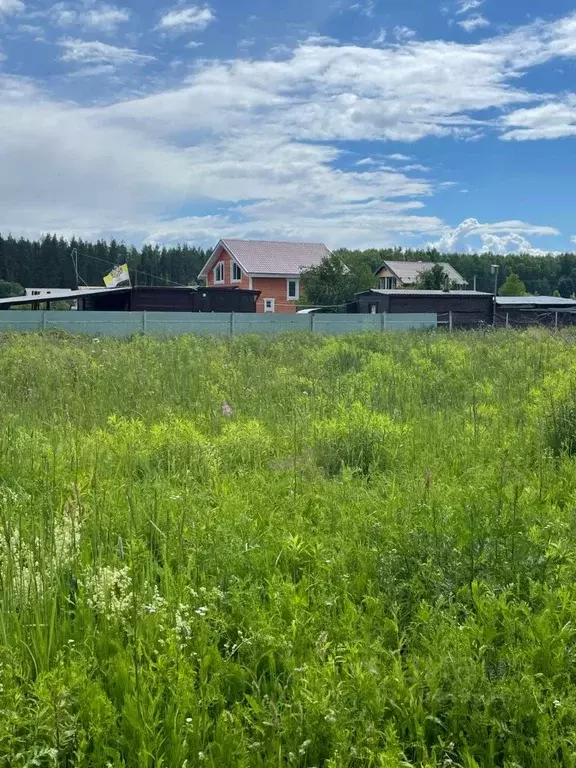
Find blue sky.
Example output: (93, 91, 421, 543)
(1, 0, 576, 253)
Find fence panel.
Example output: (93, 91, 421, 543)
(145, 313, 232, 336)
(0, 311, 438, 336)
(43, 311, 142, 337)
(234, 314, 311, 334)
(0, 311, 43, 332)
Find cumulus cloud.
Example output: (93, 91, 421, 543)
(393, 26, 416, 42)
(157, 5, 215, 32)
(501, 97, 576, 140)
(50, 3, 131, 33)
(1, 11, 576, 246)
(59, 39, 154, 65)
(430, 218, 559, 254)
(458, 14, 490, 33)
(0, 0, 24, 15)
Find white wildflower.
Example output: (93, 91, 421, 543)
(175, 604, 192, 638)
(142, 586, 166, 614)
(194, 606, 208, 617)
(84, 565, 132, 621)
(299, 739, 311, 755)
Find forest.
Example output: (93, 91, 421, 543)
(1, 232, 576, 298)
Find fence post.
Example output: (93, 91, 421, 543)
(41, 311, 47, 332)
(506, 312, 509, 329)
(142, 311, 147, 334)
(449, 311, 453, 332)
(555, 311, 559, 329)
(310, 313, 315, 333)
(230, 312, 235, 336)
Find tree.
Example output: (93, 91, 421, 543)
(558, 275, 574, 298)
(498, 272, 527, 296)
(300, 254, 353, 309)
(0, 280, 25, 298)
(415, 263, 449, 290)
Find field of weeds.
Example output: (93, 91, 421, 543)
(2, 329, 576, 767)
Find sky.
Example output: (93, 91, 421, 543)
(1, 0, 576, 253)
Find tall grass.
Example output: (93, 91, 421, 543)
(0, 328, 576, 766)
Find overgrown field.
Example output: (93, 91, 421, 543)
(3, 330, 576, 767)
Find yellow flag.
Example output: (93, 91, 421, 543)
(104, 264, 131, 288)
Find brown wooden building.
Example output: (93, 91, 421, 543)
(0, 286, 261, 313)
(348, 290, 494, 328)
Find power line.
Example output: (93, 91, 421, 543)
(71, 247, 191, 288)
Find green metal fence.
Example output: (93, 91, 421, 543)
(0, 311, 437, 336)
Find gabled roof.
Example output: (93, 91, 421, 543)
(376, 260, 468, 286)
(199, 239, 332, 278)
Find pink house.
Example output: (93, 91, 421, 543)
(198, 239, 331, 313)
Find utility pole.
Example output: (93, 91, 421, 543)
(473, 275, 477, 292)
(491, 264, 500, 326)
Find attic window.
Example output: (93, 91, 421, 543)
(231, 262, 242, 282)
(214, 262, 225, 284)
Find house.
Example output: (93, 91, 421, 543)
(374, 261, 468, 290)
(198, 239, 332, 313)
(348, 289, 493, 328)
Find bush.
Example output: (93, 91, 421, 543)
(311, 402, 401, 476)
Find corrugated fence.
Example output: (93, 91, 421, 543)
(0, 311, 437, 337)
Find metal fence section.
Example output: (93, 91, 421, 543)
(0, 310, 437, 336)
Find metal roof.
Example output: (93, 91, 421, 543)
(496, 295, 576, 306)
(376, 261, 468, 286)
(360, 289, 492, 297)
(0, 287, 130, 306)
(199, 239, 332, 278)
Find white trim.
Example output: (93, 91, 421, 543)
(263, 298, 275, 313)
(214, 262, 225, 284)
(287, 278, 300, 301)
(248, 275, 253, 290)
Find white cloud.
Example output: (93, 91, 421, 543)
(430, 218, 559, 254)
(1, 12, 576, 247)
(458, 14, 490, 33)
(393, 26, 416, 43)
(157, 5, 215, 33)
(50, 3, 131, 33)
(59, 39, 154, 65)
(0, 0, 24, 14)
(373, 29, 386, 45)
(456, 0, 484, 15)
(348, 0, 375, 17)
(402, 163, 430, 172)
(501, 97, 576, 140)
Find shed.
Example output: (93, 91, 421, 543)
(495, 295, 576, 327)
(349, 290, 493, 328)
(0, 286, 260, 313)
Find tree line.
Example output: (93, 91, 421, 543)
(0, 234, 210, 294)
(2, 233, 576, 302)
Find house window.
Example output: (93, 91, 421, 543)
(287, 279, 299, 301)
(369, 303, 378, 314)
(231, 262, 242, 282)
(264, 298, 275, 313)
(379, 276, 397, 290)
(214, 262, 225, 284)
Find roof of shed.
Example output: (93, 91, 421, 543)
(359, 289, 491, 297)
(376, 261, 468, 285)
(0, 287, 130, 306)
(496, 295, 576, 306)
(200, 239, 332, 278)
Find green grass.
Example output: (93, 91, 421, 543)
(1, 328, 576, 766)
